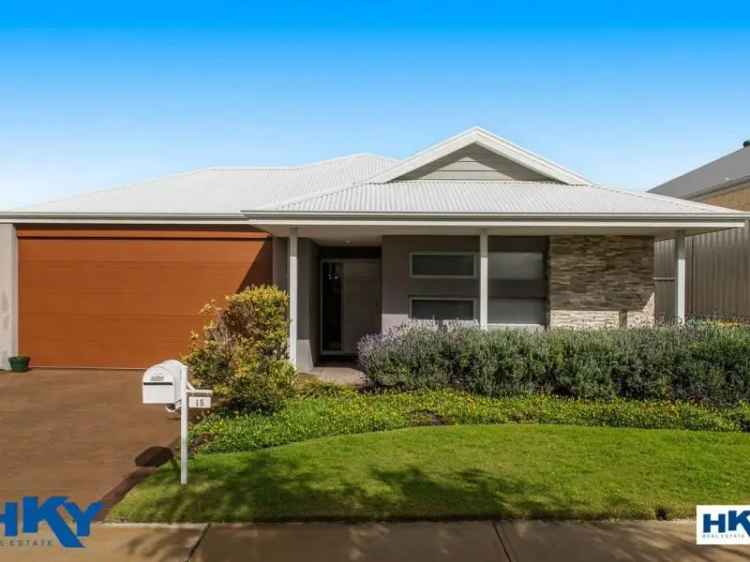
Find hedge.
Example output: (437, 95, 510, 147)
(357, 322, 750, 406)
(192, 388, 748, 454)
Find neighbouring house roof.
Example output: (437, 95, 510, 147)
(253, 180, 741, 218)
(650, 144, 750, 200)
(1, 127, 746, 228)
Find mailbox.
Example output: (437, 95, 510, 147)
(141, 358, 212, 485)
(142, 360, 185, 405)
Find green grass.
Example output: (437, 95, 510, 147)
(111, 424, 750, 522)
(192, 389, 744, 454)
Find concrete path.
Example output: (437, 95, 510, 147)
(306, 365, 369, 386)
(1, 520, 748, 561)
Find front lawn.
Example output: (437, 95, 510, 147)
(192, 389, 744, 454)
(111, 424, 750, 522)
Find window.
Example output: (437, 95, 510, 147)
(410, 252, 476, 278)
(488, 248, 546, 326)
(489, 252, 544, 280)
(410, 298, 475, 321)
(488, 298, 546, 326)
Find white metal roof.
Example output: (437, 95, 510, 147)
(12, 154, 397, 216)
(258, 180, 745, 218)
(2, 127, 746, 226)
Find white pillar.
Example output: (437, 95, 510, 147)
(479, 229, 488, 330)
(674, 230, 686, 323)
(0, 225, 18, 370)
(288, 228, 298, 368)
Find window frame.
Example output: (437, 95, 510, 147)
(409, 296, 477, 321)
(409, 251, 478, 279)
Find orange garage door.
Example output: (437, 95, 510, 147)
(18, 226, 272, 368)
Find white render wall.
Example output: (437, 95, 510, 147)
(0, 224, 18, 370)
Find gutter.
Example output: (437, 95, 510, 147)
(241, 210, 750, 222)
(0, 212, 248, 224)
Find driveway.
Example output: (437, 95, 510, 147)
(0, 369, 178, 512)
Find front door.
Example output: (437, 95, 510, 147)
(321, 259, 381, 355)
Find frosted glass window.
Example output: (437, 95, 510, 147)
(488, 298, 546, 325)
(411, 253, 476, 277)
(411, 299, 475, 321)
(489, 252, 544, 280)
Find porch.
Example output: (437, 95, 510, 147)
(273, 228, 691, 371)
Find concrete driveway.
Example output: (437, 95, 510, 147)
(0, 369, 178, 511)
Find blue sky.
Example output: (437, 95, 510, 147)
(1, 1, 749, 209)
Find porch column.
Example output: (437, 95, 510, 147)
(288, 228, 298, 368)
(479, 229, 488, 329)
(674, 230, 686, 323)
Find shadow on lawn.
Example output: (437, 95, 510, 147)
(112, 453, 727, 562)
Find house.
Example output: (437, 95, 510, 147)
(0, 128, 746, 371)
(650, 140, 750, 320)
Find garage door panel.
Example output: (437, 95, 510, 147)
(21, 262, 258, 291)
(22, 314, 204, 368)
(19, 238, 267, 263)
(19, 230, 272, 368)
(21, 265, 257, 314)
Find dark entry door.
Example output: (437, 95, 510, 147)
(321, 259, 380, 354)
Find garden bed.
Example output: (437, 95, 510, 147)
(191, 389, 747, 454)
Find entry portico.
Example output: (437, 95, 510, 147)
(261, 222, 719, 372)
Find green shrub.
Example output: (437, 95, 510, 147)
(192, 389, 743, 454)
(185, 285, 296, 413)
(358, 322, 750, 406)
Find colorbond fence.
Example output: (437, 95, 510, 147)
(654, 224, 750, 322)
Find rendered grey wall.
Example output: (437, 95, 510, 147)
(0, 224, 18, 370)
(273, 236, 319, 371)
(381, 235, 479, 331)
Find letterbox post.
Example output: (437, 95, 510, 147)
(180, 363, 189, 485)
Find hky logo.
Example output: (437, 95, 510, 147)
(697, 505, 750, 545)
(0, 496, 102, 548)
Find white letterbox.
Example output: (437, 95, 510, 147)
(142, 360, 185, 405)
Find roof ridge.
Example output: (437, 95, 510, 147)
(201, 152, 396, 172)
(258, 156, 400, 211)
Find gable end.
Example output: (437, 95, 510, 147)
(396, 144, 559, 182)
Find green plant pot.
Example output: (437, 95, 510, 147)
(9, 356, 30, 373)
